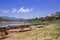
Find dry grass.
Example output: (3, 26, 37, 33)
(4, 24, 60, 40)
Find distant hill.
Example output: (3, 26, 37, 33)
(0, 16, 27, 22)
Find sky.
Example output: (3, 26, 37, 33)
(0, 0, 60, 19)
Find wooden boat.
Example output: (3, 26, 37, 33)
(0, 25, 9, 39)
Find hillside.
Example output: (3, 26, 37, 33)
(0, 16, 27, 22)
(0, 17, 7, 22)
(4, 19, 60, 40)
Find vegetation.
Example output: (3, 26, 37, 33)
(0, 17, 6, 22)
(4, 19, 60, 40)
(0, 12, 60, 23)
(1, 12, 60, 40)
(55, 12, 60, 18)
(27, 12, 60, 23)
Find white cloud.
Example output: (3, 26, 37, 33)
(17, 7, 33, 13)
(1, 9, 10, 13)
(12, 8, 17, 13)
(1, 7, 33, 13)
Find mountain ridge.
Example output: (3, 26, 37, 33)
(0, 16, 27, 21)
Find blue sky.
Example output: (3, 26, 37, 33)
(0, 0, 60, 19)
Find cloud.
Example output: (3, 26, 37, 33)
(1, 9, 10, 13)
(17, 7, 33, 13)
(1, 7, 33, 13)
(12, 8, 17, 13)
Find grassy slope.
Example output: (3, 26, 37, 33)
(4, 19, 60, 40)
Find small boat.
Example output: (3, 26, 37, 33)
(0, 25, 9, 39)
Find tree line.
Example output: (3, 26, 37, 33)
(27, 12, 60, 22)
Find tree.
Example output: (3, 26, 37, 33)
(55, 12, 60, 18)
(39, 17, 45, 22)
